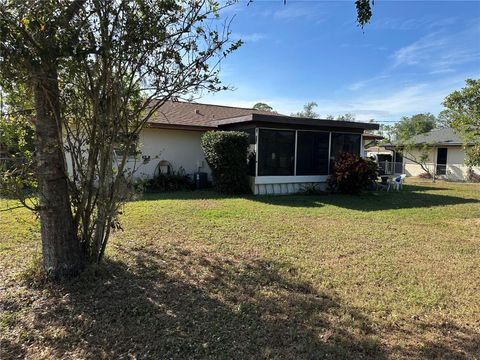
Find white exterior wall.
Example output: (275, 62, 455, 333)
(403, 148, 436, 177)
(126, 128, 211, 179)
(404, 146, 480, 181)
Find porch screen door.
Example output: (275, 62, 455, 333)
(436, 148, 447, 175)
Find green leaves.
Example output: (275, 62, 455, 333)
(327, 152, 378, 194)
(201, 131, 251, 194)
(392, 113, 437, 145)
(253, 102, 274, 112)
(0, 116, 37, 202)
(443, 79, 480, 166)
(355, 0, 374, 28)
(291, 102, 319, 119)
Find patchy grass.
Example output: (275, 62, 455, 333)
(1, 180, 479, 359)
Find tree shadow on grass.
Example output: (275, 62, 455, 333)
(4, 248, 385, 359)
(252, 189, 479, 212)
(2, 246, 480, 359)
(416, 322, 480, 360)
(138, 185, 479, 212)
(389, 321, 480, 360)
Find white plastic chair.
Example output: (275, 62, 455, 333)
(391, 174, 406, 191)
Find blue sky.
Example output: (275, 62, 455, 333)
(201, 0, 480, 124)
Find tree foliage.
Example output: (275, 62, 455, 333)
(292, 101, 319, 119)
(442, 79, 480, 167)
(354, 0, 374, 28)
(0, 116, 36, 204)
(0, 0, 376, 279)
(0, 0, 240, 278)
(384, 113, 438, 179)
(336, 113, 356, 121)
(201, 131, 250, 194)
(328, 152, 378, 194)
(393, 113, 437, 142)
(253, 102, 274, 112)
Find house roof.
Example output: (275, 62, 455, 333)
(147, 100, 274, 130)
(147, 100, 379, 131)
(409, 127, 463, 146)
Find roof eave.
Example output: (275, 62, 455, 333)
(213, 113, 379, 130)
(147, 122, 217, 131)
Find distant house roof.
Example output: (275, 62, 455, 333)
(366, 146, 393, 153)
(362, 133, 384, 141)
(409, 127, 464, 146)
(383, 127, 465, 149)
(147, 100, 379, 131)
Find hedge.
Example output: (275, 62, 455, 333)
(201, 131, 251, 194)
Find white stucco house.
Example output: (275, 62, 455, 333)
(384, 127, 479, 181)
(125, 100, 379, 194)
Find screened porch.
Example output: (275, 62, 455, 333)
(244, 127, 363, 195)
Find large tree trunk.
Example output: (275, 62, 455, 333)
(34, 63, 85, 279)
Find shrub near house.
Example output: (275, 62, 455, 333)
(201, 131, 251, 194)
(328, 152, 378, 194)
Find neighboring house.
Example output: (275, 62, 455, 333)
(386, 127, 479, 181)
(366, 145, 404, 175)
(128, 100, 378, 194)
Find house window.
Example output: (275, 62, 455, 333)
(296, 131, 329, 175)
(330, 133, 361, 171)
(258, 129, 295, 176)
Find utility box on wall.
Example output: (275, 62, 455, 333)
(194, 172, 208, 189)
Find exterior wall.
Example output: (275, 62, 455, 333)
(403, 148, 436, 177)
(250, 176, 328, 195)
(126, 128, 211, 179)
(445, 147, 469, 180)
(403, 145, 480, 181)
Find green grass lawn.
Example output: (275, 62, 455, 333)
(1, 180, 479, 359)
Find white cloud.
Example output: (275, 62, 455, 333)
(370, 16, 459, 32)
(197, 16, 480, 124)
(429, 68, 456, 75)
(392, 32, 447, 67)
(391, 26, 480, 73)
(348, 75, 389, 91)
(230, 32, 267, 43)
(200, 73, 479, 124)
(336, 75, 479, 123)
(271, 4, 325, 23)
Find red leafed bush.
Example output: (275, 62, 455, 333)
(418, 172, 433, 179)
(327, 152, 378, 194)
(467, 168, 480, 183)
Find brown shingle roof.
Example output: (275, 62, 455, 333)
(146, 100, 379, 131)
(147, 100, 275, 129)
